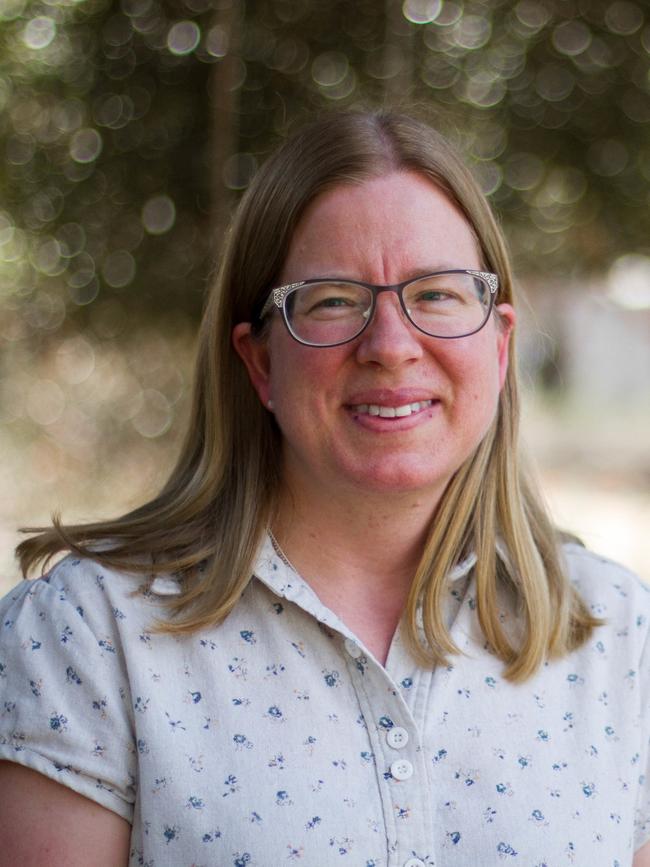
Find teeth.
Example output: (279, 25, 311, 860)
(352, 400, 433, 417)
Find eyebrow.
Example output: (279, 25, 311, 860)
(400, 264, 469, 281)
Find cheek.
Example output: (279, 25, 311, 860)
(267, 336, 346, 403)
(443, 336, 503, 415)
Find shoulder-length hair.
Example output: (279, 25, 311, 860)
(17, 110, 600, 681)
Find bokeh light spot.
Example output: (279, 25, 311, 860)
(0, 211, 13, 245)
(23, 292, 66, 331)
(311, 51, 349, 87)
(608, 254, 650, 310)
(56, 335, 96, 385)
(514, 0, 552, 32)
(0, 0, 27, 22)
(222, 153, 258, 190)
(22, 16, 56, 50)
(605, 1, 644, 36)
(463, 72, 506, 108)
(365, 46, 398, 80)
(6, 135, 35, 166)
(453, 15, 492, 50)
(587, 139, 628, 176)
(95, 93, 134, 129)
(102, 250, 136, 288)
(322, 69, 356, 100)
(121, 0, 152, 17)
(620, 90, 650, 124)
(536, 64, 575, 102)
(0, 225, 27, 263)
(32, 237, 64, 276)
(68, 277, 100, 307)
(167, 20, 201, 55)
(103, 13, 132, 47)
(473, 162, 503, 196)
(69, 128, 103, 164)
(205, 25, 228, 57)
(67, 251, 96, 288)
(402, 0, 441, 25)
(268, 37, 308, 73)
(53, 99, 85, 135)
(26, 379, 65, 426)
(552, 20, 592, 56)
(505, 153, 545, 191)
(420, 56, 460, 89)
(56, 223, 86, 258)
(142, 195, 176, 235)
(89, 298, 127, 339)
(131, 389, 172, 438)
(435, 1, 462, 26)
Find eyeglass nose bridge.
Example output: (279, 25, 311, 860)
(358, 283, 413, 328)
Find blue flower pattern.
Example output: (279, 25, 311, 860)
(0, 538, 649, 866)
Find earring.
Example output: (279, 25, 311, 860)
(267, 399, 274, 411)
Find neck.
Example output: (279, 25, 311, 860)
(272, 478, 438, 608)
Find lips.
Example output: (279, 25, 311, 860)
(350, 399, 434, 418)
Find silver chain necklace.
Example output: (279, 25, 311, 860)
(268, 529, 300, 575)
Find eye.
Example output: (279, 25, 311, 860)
(405, 274, 476, 309)
(292, 282, 369, 319)
(312, 295, 356, 309)
(413, 289, 455, 303)
(409, 287, 463, 308)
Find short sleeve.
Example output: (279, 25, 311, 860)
(0, 562, 136, 822)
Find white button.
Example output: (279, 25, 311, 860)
(344, 638, 362, 659)
(386, 726, 409, 749)
(390, 759, 414, 781)
(404, 859, 426, 867)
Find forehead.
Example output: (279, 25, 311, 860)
(280, 170, 481, 283)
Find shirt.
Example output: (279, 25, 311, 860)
(1, 536, 649, 867)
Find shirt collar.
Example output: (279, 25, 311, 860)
(253, 532, 477, 597)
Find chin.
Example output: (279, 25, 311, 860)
(346, 459, 453, 498)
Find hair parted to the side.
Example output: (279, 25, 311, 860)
(16, 109, 601, 681)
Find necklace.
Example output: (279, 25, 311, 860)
(268, 529, 300, 575)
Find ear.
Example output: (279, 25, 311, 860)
(494, 303, 515, 390)
(232, 322, 273, 409)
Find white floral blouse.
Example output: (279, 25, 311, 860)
(1, 537, 649, 867)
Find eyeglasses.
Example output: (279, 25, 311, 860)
(258, 269, 499, 347)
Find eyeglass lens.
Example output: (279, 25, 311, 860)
(284, 272, 491, 346)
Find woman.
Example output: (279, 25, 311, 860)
(1, 111, 649, 867)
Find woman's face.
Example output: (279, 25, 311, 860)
(233, 171, 514, 508)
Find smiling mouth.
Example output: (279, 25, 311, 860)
(350, 399, 435, 418)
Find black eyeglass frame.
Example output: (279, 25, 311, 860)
(257, 269, 500, 347)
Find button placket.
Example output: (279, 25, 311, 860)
(339, 627, 435, 864)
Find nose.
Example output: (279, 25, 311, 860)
(354, 292, 424, 368)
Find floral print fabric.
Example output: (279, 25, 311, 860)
(1, 537, 649, 867)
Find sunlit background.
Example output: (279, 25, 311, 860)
(1, 0, 649, 594)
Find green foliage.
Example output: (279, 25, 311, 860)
(1, 0, 649, 335)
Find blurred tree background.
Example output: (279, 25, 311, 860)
(1, 0, 649, 587)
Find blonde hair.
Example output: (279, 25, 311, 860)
(17, 110, 600, 681)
